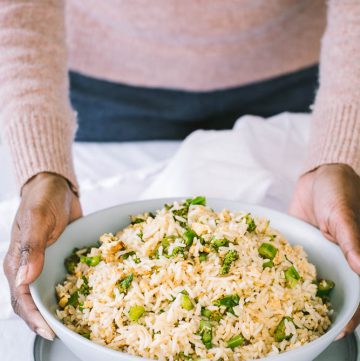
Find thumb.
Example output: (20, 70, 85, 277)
(15, 209, 59, 287)
(15, 234, 47, 287)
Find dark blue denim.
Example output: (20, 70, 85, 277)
(70, 65, 318, 142)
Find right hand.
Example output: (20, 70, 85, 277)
(3, 172, 82, 340)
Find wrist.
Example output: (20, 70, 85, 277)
(21, 172, 72, 197)
(302, 163, 356, 178)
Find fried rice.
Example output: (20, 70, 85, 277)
(56, 197, 333, 361)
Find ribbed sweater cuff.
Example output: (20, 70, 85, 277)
(304, 103, 360, 175)
(2, 111, 79, 195)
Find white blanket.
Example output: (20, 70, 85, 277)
(0, 112, 311, 361)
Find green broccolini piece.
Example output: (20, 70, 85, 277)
(201, 307, 222, 322)
(187, 196, 206, 206)
(68, 291, 79, 307)
(131, 217, 145, 224)
(199, 320, 212, 349)
(129, 305, 145, 321)
(123, 251, 141, 263)
(201, 307, 212, 319)
(199, 252, 208, 262)
(64, 248, 80, 274)
(123, 251, 135, 259)
(184, 229, 197, 247)
(245, 214, 256, 232)
(177, 352, 193, 361)
(220, 250, 238, 275)
(171, 246, 185, 257)
(262, 260, 274, 269)
(285, 265, 301, 288)
(316, 279, 335, 298)
(213, 294, 240, 314)
(181, 294, 194, 310)
(79, 276, 91, 296)
(274, 317, 294, 342)
(80, 332, 91, 339)
(258, 243, 278, 260)
(211, 238, 229, 251)
(117, 273, 134, 294)
(227, 334, 245, 349)
(80, 255, 101, 267)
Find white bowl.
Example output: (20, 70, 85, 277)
(30, 198, 360, 361)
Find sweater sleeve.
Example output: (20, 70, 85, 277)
(0, 0, 78, 193)
(304, 0, 360, 175)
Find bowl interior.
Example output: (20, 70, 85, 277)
(31, 198, 360, 359)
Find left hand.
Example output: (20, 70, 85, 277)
(289, 163, 360, 339)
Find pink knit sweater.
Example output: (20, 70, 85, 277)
(0, 0, 360, 193)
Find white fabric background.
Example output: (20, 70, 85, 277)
(0, 112, 340, 360)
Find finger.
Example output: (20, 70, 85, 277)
(12, 284, 55, 340)
(3, 249, 55, 340)
(331, 209, 360, 274)
(4, 210, 56, 337)
(336, 304, 360, 340)
(14, 209, 51, 286)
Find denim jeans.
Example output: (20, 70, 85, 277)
(70, 65, 318, 142)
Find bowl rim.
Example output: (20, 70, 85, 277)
(30, 197, 360, 361)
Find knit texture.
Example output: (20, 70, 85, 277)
(0, 0, 78, 191)
(303, 0, 360, 175)
(0, 0, 359, 193)
(3, 107, 78, 193)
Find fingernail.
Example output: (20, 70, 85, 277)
(15, 265, 28, 287)
(36, 327, 55, 341)
(335, 332, 346, 341)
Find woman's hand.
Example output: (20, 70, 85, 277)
(289, 163, 360, 338)
(3, 173, 82, 340)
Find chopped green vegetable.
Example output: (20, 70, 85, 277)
(162, 237, 171, 249)
(68, 291, 79, 307)
(184, 229, 197, 247)
(177, 352, 193, 360)
(213, 294, 240, 314)
(79, 276, 91, 296)
(220, 250, 238, 275)
(245, 214, 256, 232)
(227, 334, 245, 349)
(201, 307, 222, 322)
(122, 251, 141, 263)
(262, 260, 274, 269)
(187, 196, 206, 206)
(137, 230, 144, 240)
(274, 317, 294, 342)
(80, 332, 91, 339)
(171, 246, 185, 257)
(258, 243, 278, 260)
(211, 238, 229, 251)
(201, 307, 212, 319)
(285, 265, 301, 288)
(129, 305, 145, 321)
(199, 252, 208, 262)
(131, 218, 145, 224)
(123, 251, 135, 259)
(64, 248, 80, 274)
(199, 320, 212, 349)
(181, 294, 194, 310)
(80, 255, 101, 267)
(117, 273, 133, 294)
(316, 279, 335, 298)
